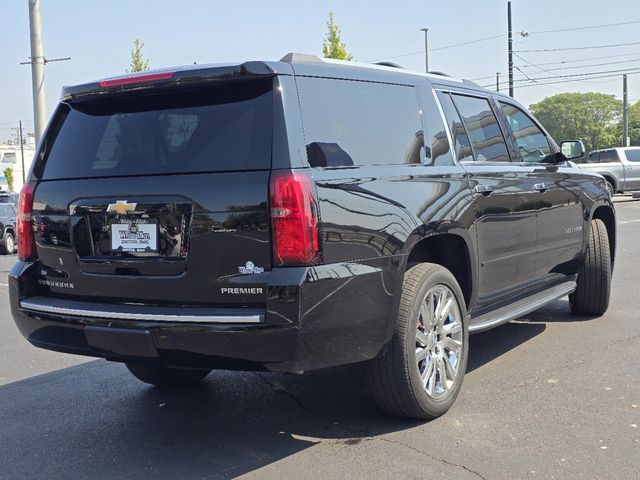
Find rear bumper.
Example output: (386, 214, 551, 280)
(9, 257, 403, 373)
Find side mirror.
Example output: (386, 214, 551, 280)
(560, 140, 586, 161)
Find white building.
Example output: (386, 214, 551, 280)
(0, 135, 36, 192)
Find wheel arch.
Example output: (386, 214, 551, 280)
(591, 204, 616, 269)
(404, 232, 474, 309)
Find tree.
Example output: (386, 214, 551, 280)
(129, 38, 149, 73)
(627, 101, 640, 146)
(529, 93, 622, 152)
(322, 12, 353, 61)
(3, 167, 14, 192)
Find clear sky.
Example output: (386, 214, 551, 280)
(2, 0, 639, 141)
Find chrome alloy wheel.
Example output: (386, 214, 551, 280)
(5, 234, 14, 254)
(415, 284, 463, 399)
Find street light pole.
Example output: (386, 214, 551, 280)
(420, 28, 429, 73)
(27, 0, 46, 144)
(496, 72, 501, 92)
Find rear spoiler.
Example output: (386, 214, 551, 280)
(61, 61, 289, 101)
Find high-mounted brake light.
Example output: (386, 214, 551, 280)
(99, 71, 175, 88)
(270, 171, 321, 266)
(17, 183, 36, 261)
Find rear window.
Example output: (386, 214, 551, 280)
(624, 149, 640, 162)
(41, 79, 273, 180)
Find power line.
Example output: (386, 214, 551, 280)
(521, 56, 640, 74)
(372, 34, 504, 61)
(527, 19, 640, 35)
(516, 41, 640, 53)
(486, 67, 640, 88)
(515, 70, 640, 88)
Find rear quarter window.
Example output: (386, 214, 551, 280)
(296, 77, 424, 167)
(40, 79, 274, 180)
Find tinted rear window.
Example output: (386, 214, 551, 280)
(41, 80, 273, 180)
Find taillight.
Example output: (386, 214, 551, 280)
(17, 183, 36, 261)
(270, 171, 321, 266)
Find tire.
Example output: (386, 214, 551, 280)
(604, 180, 615, 197)
(367, 263, 469, 419)
(126, 362, 211, 387)
(0, 232, 14, 255)
(570, 218, 611, 316)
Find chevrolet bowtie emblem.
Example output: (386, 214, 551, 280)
(106, 200, 137, 214)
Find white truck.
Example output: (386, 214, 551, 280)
(577, 146, 640, 196)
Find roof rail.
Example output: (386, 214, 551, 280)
(279, 53, 323, 64)
(374, 61, 403, 69)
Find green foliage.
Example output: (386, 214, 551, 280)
(530, 92, 622, 152)
(3, 167, 13, 192)
(129, 38, 149, 73)
(322, 12, 353, 61)
(628, 101, 640, 146)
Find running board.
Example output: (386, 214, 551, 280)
(469, 281, 576, 334)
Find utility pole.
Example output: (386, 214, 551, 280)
(496, 72, 501, 92)
(507, 2, 514, 97)
(507, 1, 514, 97)
(27, 0, 46, 144)
(24, 0, 70, 145)
(623, 74, 629, 147)
(19, 121, 26, 184)
(420, 28, 429, 73)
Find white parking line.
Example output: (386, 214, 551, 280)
(618, 219, 640, 225)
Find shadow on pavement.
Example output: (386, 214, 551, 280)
(0, 299, 581, 479)
(0, 360, 421, 479)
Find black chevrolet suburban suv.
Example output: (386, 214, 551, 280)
(9, 54, 615, 419)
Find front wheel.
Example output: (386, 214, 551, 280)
(367, 263, 469, 419)
(570, 218, 611, 316)
(605, 180, 615, 197)
(126, 362, 211, 387)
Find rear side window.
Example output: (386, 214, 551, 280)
(437, 92, 474, 163)
(41, 79, 274, 180)
(451, 94, 510, 163)
(599, 150, 619, 163)
(624, 149, 640, 162)
(296, 77, 424, 167)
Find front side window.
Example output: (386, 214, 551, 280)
(499, 102, 551, 163)
(452, 95, 510, 163)
(587, 152, 600, 163)
(599, 150, 619, 163)
(296, 77, 424, 167)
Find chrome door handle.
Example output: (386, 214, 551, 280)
(474, 185, 494, 196)
(534, 183, 548, 192)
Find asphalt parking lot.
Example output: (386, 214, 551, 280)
(0, 200, 638, 480)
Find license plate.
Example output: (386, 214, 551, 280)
(111, 222, 158, 252)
